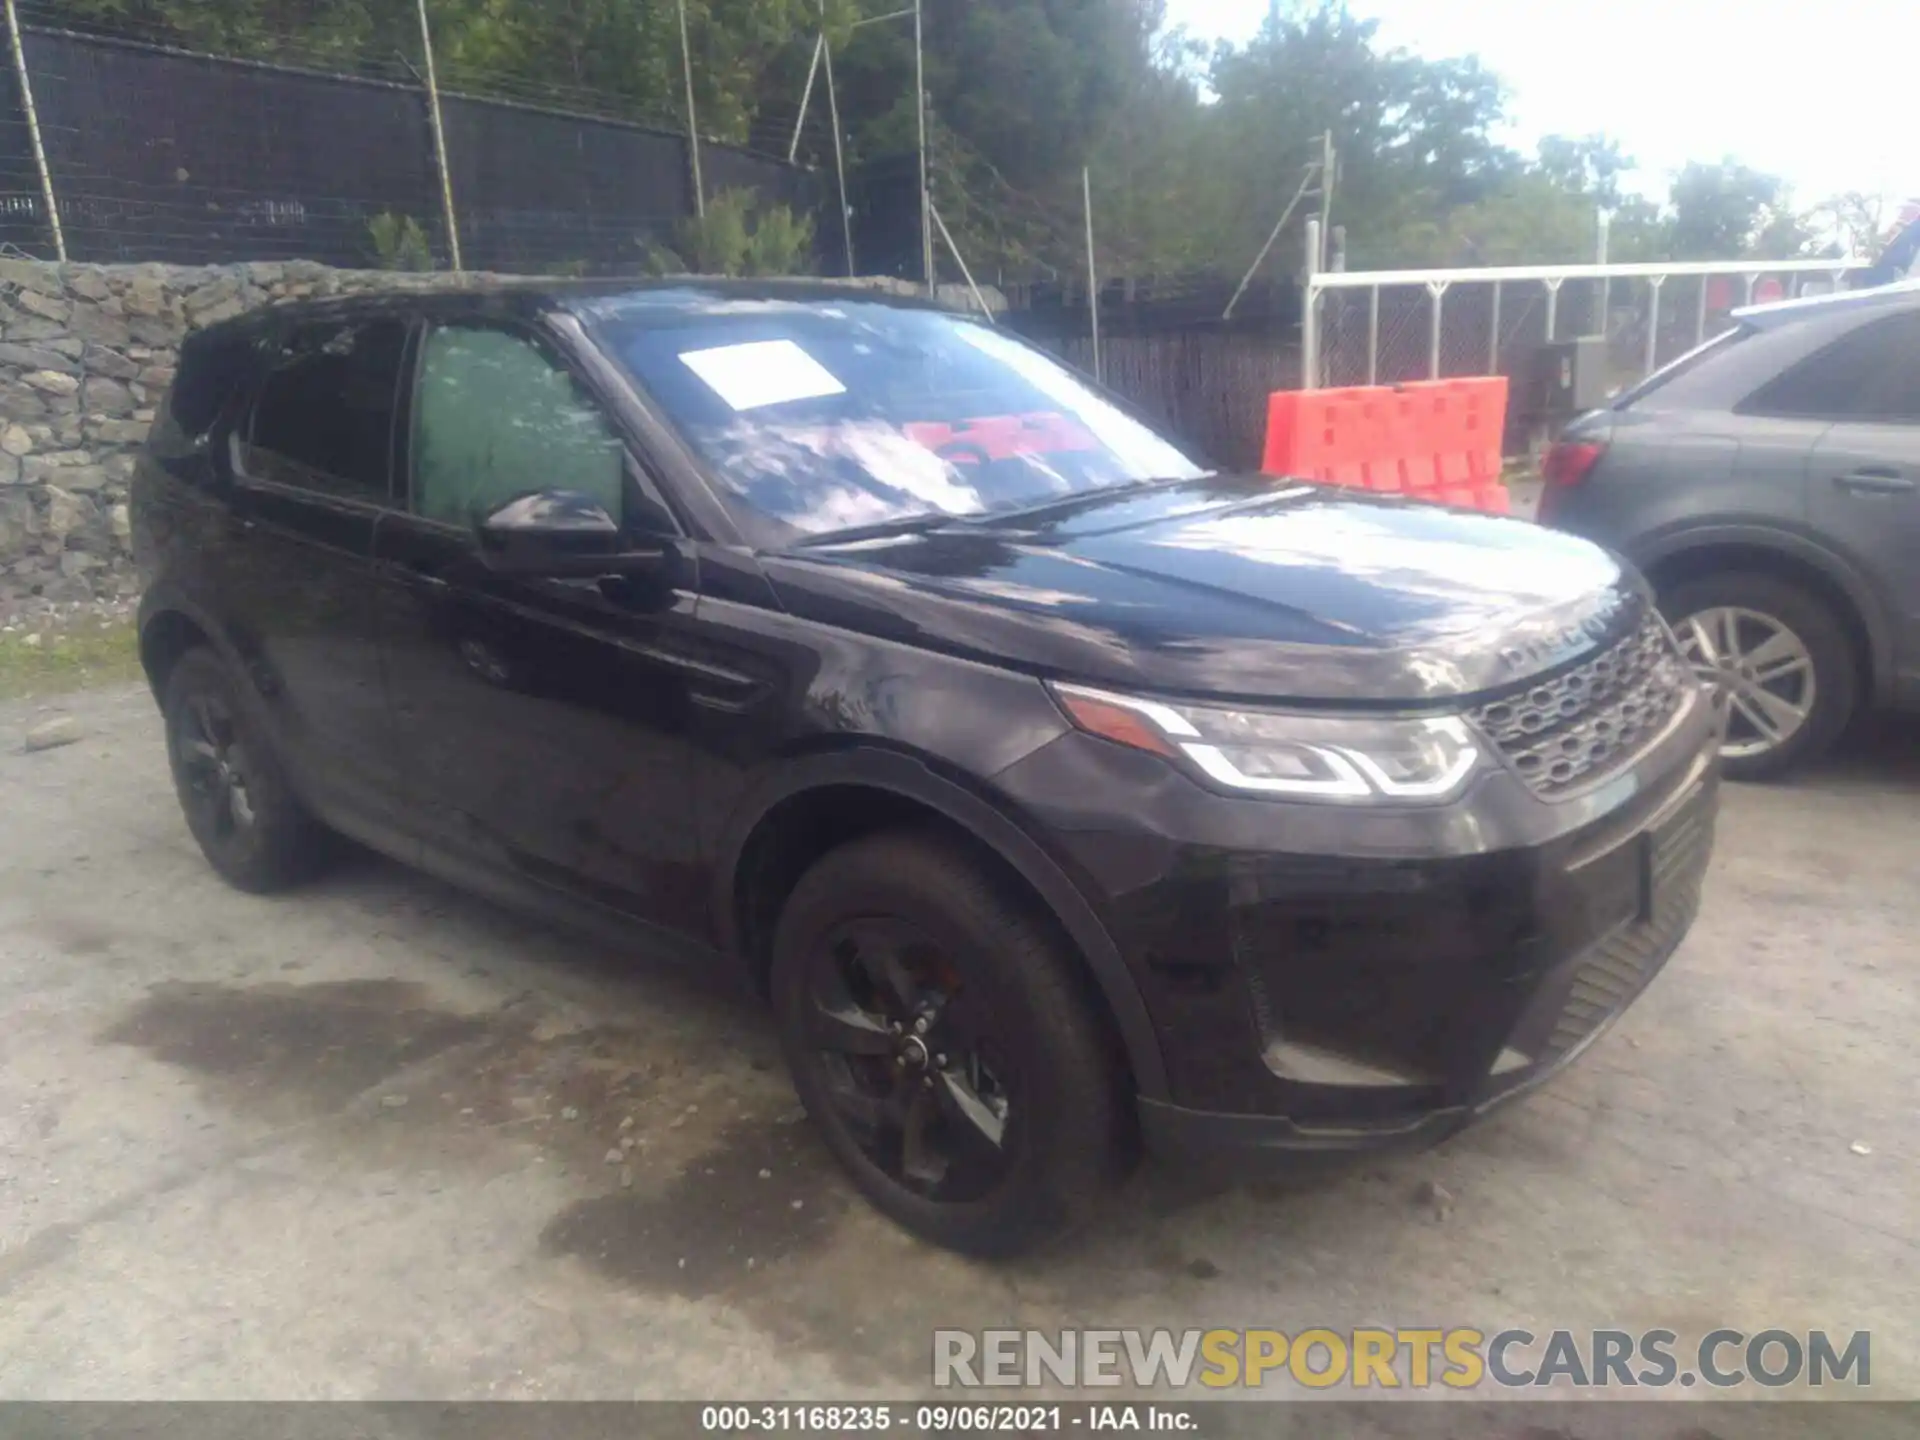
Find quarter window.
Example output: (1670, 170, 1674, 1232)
(410, 326, 628, 527)
(1742, 313, 1920, 422)
(247, 319, 408, 497)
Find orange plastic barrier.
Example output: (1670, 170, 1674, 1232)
(1261, 377, 1510, 515)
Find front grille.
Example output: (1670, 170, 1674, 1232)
(1540, 793, 1714, 1062)
(1468, 614, 1695, 798)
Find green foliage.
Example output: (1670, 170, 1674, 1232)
(743, 199, 817, 276)
(1669, 161, 1801, 259)
(366, 212, 434, 272)
(59, 0, 1876, 281)
(0, 620, 140, 701)
(646, 189, 816, 277)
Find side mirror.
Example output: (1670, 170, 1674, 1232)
(473, 490, 661, 578)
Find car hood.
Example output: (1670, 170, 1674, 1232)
(758, 475, 1647, 704)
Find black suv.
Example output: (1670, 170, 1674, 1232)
(134, 282, 1722, 1255)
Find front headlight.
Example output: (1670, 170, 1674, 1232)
(1050, 683, 1483, 804)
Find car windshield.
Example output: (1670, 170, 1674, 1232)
(584, 293, 1208, 545)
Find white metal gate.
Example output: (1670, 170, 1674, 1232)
(1299, 219, 1870, 393)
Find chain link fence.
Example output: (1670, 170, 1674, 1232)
(0, 6, 824, 274)
(1309, 262, 1864, 452)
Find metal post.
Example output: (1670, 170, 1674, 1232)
(4, 0, 62, 261)
(414, 0, 462, 271)
(1488, 280, 1502, 374)
(1742, 272, 1757, 306)
(1543, 277, 1562, 342)
(930, 202, 993, 323)
(1595, 209, 1610, 340)
(1083, 166, 1102, 384)
(915, 0, 933, 293)
(1318, 128, 1335, 272)
(1223, 163, 1317, 321)
(788, 34, 824, 165)
(677, 0, 705, 217)
(1426, 279, 1448, 380)
(1695, 274, 1709, 346)
(1644, 275, 1665, 378)
(1302, 218, 1321, 391)
(1365, 284, 1379, 386)
(820, 7, 854, 277)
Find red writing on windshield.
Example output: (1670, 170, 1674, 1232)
(905, 413, 1099, 466)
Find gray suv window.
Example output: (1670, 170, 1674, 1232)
(1740, 312, 1920, 422)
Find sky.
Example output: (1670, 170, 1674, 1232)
(1165, 0, 1911, 210)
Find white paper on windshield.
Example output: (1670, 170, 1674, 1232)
(678, 339, 847, 412)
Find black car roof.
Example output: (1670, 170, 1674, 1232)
(187, 276, 957, 346)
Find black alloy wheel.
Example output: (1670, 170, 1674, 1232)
(174, 686, 259, 840)
(772, 828, 1133, 1256)
(163, 647, 331, 892)
(804, 915, 1015, 1202)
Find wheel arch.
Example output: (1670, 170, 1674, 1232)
(1637, 526, 1889, 706)
(138, 592, 228, 708)
(714, 749, 1170, 1102)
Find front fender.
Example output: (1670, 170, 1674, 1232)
(711, 746, 1171, 1102)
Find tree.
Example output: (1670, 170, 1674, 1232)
(1668, 160, 1802, 259)
(1808, 192, 1892, 258)
(1535, 134, 1632, 211)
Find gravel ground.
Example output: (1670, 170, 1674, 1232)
(1, 682, 1915, 1404)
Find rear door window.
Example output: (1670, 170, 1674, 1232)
(1740, 312, 1920, 422)
(246, 318, 409, 499)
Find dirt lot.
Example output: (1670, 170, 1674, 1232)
(2, 681, 1916, 1402)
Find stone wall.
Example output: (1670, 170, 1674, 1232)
(1, 259, 996, 618)
(0, 259, 492, 615)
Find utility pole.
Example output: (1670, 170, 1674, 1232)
(1223, 161, 1317, 321)
(4, 0, 63, 260)
(1084, 167, 1102, 384)
(677, 0, 705, 217)
(1318, 128, 1335, 272)
(915, 0, 933, 293)
(414, 0, 462, 271)
(1595, 209, 1611, 338)
(820, 0, 854, 277)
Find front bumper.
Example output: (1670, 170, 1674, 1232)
(992, 679, 1721, 1170)
(1138, 790, 1706, 1165)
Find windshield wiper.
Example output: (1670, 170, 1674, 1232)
(794, 512, 960, 548)
(961, 474, 1214, 529)
(793, 474, 1215, 549)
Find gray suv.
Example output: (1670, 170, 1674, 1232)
(1540, 280, 1920, 778)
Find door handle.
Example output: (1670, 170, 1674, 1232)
(1833, 469, 1916, 496)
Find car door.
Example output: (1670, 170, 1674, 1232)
(219, 313, 413, 839)
(371, 316, 713, 942)
(1796, 313, 1920, 678)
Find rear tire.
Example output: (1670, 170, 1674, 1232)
(1662, 572, 1857, 781)
(771, 827, 1134, 1257)
(163, 647, 333, 892)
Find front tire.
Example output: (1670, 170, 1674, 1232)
(163, 647, 332, 892)
(1662, 572, 1857, 781)
(771, 828, 1134, 1257)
